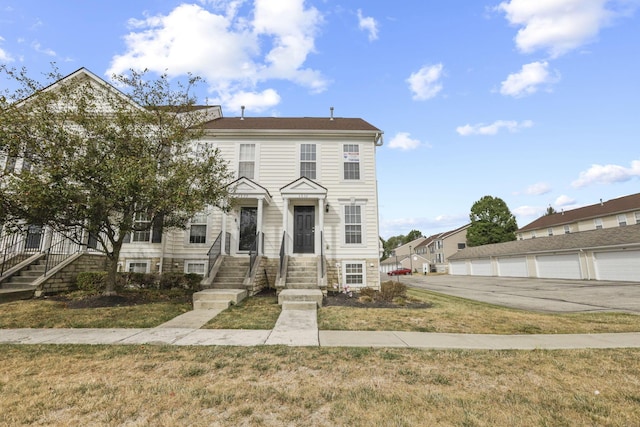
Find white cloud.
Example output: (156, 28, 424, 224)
(216, 88, 281, 113)
(107, 1, 326, 111)
(31, 41, 56, 57)
(388, 132, 423, 151)
(513, 205, 544, 218)
(456, 119, 533, 136)
(555, 195, 576, 206)
(571, 160, 640, 188)
(407, 63, 444, 100)
(357, 9, 379, 41)
(525, 182, 551, 195)
(496, 0, 633, 58)
(500, 61, 559, 97)
(0, 36, 13, 62)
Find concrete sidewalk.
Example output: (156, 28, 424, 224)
(2, 327, 640, 349)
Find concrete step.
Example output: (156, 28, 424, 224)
(1, 281, 35, 290)
(193, 289, 247, 310)
(18, 270, 43, 278)
(5, 276, 36, 285)
(282, 301, 317, 310)
(193, 300, 231, 310)
(278, 289, 323, 308)
(0, 288, 35, 303)
(286, 283, 319, 290)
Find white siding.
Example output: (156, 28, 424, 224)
(497, 257, 528, 278)
(594, 250, 640, 281)
(536, 254, 581, 279)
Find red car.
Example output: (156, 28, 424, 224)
(387, 268, 412, 276)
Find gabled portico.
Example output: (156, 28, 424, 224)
(280, 177, 328, 256)
(226, 177, 272, 255)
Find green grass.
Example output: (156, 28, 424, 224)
(202, 292, 281, 329)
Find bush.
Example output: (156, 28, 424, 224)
(119, 272, 159, 289)
(159, 273, 203, 291)
(359, 287, 378, 299)
(76, 271, 108, 293)
(380, 281, 407, 302)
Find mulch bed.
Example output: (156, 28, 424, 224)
(48, 290, 191, 309)
(323, 291, 431, 309)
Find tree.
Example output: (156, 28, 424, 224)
(380, 229, 423, 260)
(545, 205, 557, 215)
(466, 195, 518, 247)
(0, 65, 233, 294)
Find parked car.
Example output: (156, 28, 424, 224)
(387, 268, 412, 276)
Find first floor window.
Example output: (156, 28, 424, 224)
(344, 205, 362, 244)
(189, 212, 207, 244)
(128, 262, 149, 273)
(344, 262, 364, 286)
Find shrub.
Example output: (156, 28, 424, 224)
(380, 281, 407, 302)
(76, 271, 108, 293)
(159, 273, 203, 291)
(359, 287, 378, 299)
(119, 272, 159, 289)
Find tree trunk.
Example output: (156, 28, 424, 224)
(104, 239, 124, 296)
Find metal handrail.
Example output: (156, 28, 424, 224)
(0, 228, 43, 276)
(206, 232, 223, 277)
(44, 233, 82, 276)
(320, 230, 326, 279)
(248, 232, 263, 275)
(278, 231, 286, 277)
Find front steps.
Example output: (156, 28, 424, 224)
(193, 289, 247, 310)
(210, 257, 250, 289)
(0, 259, 45, 303)
(285, 257, 317, 289)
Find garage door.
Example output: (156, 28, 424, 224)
(594, 250, 640, 281)
(497, 257, 528, 278)
(449, 260, 468, 275)
(536, 254, 581, 280)
(470, 259, 492, 276)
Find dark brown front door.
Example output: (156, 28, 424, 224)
(293, 206, 314, 253)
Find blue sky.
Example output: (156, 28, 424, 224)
(2, 0, 639, 239)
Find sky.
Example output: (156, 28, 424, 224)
(1, 0, 639, 239)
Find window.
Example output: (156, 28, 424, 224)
(618, 214, 627, 227)
(300, 144, 316, 179)
(635, 212, 640, 224)
(435, 240, 443, 250)
(518, 233, 523, 240)
(344, 205, 362, 244)
(548, 228, 554, 236)
(185, 262, 206, 275)
(132, 211, 152, 242)
(238, 143, 255, 179)
(457, 243, 466, 250)
(435, 253, 443, 263)
(344, 262, 364, 286)
(127, 261, 149, 273)
(531, 231, 536, 239)
(564, 225, 571, 234)
(343, 144, 360, 180)
(189, 211, 207, 244)
(594, 218, 603, 230)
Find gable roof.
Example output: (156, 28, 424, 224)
(203, 117, 380, 132)
(519, 193, 640, 232)
(449, 223, 640, 260)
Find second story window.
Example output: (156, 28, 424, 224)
(635, 211, 640, 224)
(238, 144, 255, 179)
(300, 144, 316, 179)
(594, 218, 603, 229)
(343, 144, 360, 180)
(564, 225, 571, 234)
(548, 228, 554, 236)
(132, 211, 152, 242)
(618, 214, 627, 227)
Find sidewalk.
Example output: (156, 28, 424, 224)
(3, 327, 640, 349)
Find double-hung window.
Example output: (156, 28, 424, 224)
(344, 262, 364, 286)
(594, 218, 603, 229)
(344, 205, 362, 244)
(132, 212, 152, 242)
(238, 144, 255, 179)
(343, 144, 360, 180)
(300, 144, 316, 179)
(189, 212, 207, 244)
(618, 214, 627, 226)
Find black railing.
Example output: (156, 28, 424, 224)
(206, 232, 223, 277)
(320, 231, 326, 279)
(278, 231, 286, 277)
(43, 233, 83, 276)
(248, 232, 263, 275)
(0, 228, 43, 276)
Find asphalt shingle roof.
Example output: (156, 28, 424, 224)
(449, 223, 640, 260)
(203, 117, 380, 132)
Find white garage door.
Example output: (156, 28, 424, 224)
(536, 254, 581, 280)
(449, 260, 468, 275)
(594, 250, 640, 281)
(497, 257, 528, 278)
(470, 259, 492, 276)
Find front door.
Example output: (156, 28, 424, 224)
(294, 206, 315, 254)
(238, 207, 257, 251)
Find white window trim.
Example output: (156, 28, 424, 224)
(342, 260, 365, 288)
(132, 211, 152, 243)
(186, 210, 209, 245)
(594, 218, 603, 229)
(339, 199, 367, 247)
(618, 214, 628, 226)
(185, 261, 207, 276)
(635, 211, 640, 224)
(342, 143, 361, 181)
(298, 143, 320, 181)
(126, 260, 150, 273)
(236, 143, 260, 181)
(547, 228, 553, 236)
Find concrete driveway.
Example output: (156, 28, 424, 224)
(387, 274, 640, 313)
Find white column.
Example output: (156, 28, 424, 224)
(257, 198, 264, 255)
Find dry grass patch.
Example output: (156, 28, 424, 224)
(1, 345, 640, 426)
(202, 291, 281, 329)
(318, 288, 640, 334)
(0, 290, 192, 329)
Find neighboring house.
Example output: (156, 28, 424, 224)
(1, 68, 385, 295)
(412, 224, 469, 273)
(517, 193, 640, 240)
(380, 237, 426, 274)
(449, 224, 640, 282)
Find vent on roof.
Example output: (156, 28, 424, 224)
(330, 106, 334, 121)
(241, 105, 245, 120)
(600, 198, 603, 206)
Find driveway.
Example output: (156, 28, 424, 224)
(386, 274, 640, 314)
